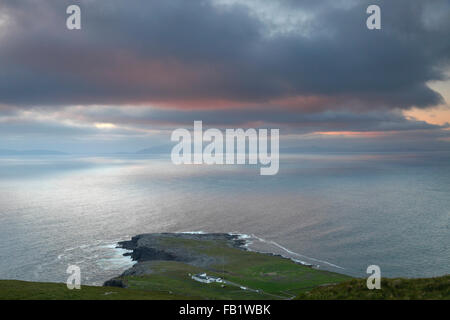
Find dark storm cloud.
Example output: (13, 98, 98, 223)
(0, 0, 449, 109)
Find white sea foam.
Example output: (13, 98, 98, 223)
(249, 234, 345, 269)
(225, 232, 344, 269)
(178, 231, 207, 234)
(57, 238, 136, 276)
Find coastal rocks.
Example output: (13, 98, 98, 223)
(103, 233, 247, 287)
(117, 233, 247, 265)
(103, 278, 126, 288)
(128, 246, 179, 262)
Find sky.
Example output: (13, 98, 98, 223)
(0, 0, 449, 154)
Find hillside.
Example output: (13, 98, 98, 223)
(296, 275, 450, 300)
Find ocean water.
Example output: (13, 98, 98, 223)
(0, 152, 449, 285)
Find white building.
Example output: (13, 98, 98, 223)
(191, 273, 223, 284)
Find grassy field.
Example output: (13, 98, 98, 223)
(0, 279, 189, 300)
(1, 275, 448, 300)
(296, 275, 450, 300)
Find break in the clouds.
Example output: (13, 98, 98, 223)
(0, 0, 449, 152)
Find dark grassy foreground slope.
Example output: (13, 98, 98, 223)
(296, 275, 450, 300)
(1, 275, 448, 300)
(0, 280, 189, 300)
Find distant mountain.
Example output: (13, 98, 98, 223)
(135, 145, 171, 154)
(0, 149, 68, 156)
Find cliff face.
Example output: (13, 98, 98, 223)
(105, 233, 246, 285)
(119, 233, 246, 255)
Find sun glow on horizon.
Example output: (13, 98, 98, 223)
(94, 122, 116, 129)
(315, 131, 390, 137)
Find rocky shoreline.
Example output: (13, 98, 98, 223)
(103, 233, 247, 287)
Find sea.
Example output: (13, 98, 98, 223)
(0, 152, 448, 285)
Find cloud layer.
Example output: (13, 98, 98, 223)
(1, 0, 449, 108)
(0, 0, 449, 152)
